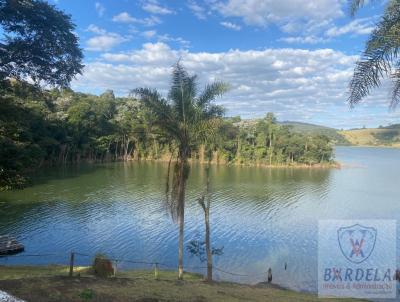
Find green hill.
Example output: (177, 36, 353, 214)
(229, 118, 400, 147)
(229, 119, 350, 145)
(339, 128, 400, 147)
(279, 121, 350, 145)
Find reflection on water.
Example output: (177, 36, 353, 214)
(0, 146, 400, 293)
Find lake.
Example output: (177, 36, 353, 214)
(0, 146, 399, 293)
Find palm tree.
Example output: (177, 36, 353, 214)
(348, 0, 400, 108)
(132, 63, 228, 280)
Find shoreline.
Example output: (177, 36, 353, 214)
(337, 144, 400, 149)
(33, 158, 341, 173)
(134, 157, 341, 169)
(0, 265, 359, 302)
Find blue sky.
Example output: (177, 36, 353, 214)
(51, 0, 399, 129)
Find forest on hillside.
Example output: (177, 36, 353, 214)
(0, 80, 334, 191)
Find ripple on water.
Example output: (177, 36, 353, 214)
(1, 149, 400, 292)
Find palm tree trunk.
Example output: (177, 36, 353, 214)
(269, 131, 273, 165)
(178, 202, 184, 279)
(199, 144, 205, 163)
(205, 205, 212, 281)
(200, 165, 212, 281)
(177, 159, 186, 280)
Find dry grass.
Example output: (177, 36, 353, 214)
(339, 128, 400, 147)
(0, 265, 363, 302)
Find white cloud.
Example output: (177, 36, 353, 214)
(73, 42, 397, 127)
(280, 36, 329, 44)
(85, 25, 129, 51)
(142, 30, 157, 39)
(187, 0, 207, 20)
(141, 16, 162, 26)
(142, 0, 174, 15)
(74, 42, 376, 126)
(220, 21, 241, 31)
(87, 24, 106, 35)
(212, 0, 343, 28)
(95, 2, 105, 17)
(140, 30, 190, 46)
(112, 12, 161, 26)
(100, 42, 178, 65)
(157, 34, 191, 48)
(325, 18, 375, 37)
(86, 35, 128, 51)
(112, 12, 135, 23)
(279, 16, 375, 45)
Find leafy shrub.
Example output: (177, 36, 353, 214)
(92, 254, 114, 278)
(79, 288, 95, 300)
(186, 240, 224, 263)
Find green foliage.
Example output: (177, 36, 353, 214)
(348, 0, 400, 108)
(0, 80, 334, 191)
(133, 63, 228, 221)
(133, 64, 227, 157)
(92, 254, 114, 278)
(372, 129, 400, 143)
(79, 288, 95, 301)
(280, 121, 350, 145)
(222, 113, 335, 166)
(0, 0, 83, 87)
(0, 81, 150, 190)
(349, 0, 368, 16)
(186, 240, 224, 263)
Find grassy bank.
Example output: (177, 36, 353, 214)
(0, 265, 362, 302)
(339, 128, 400, 147)
(151, 157, 341, 169)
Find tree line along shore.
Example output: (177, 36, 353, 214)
(0, 80, 335, 191)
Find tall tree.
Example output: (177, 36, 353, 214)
(133, 63, 228, 280)
(265, 112, 277, 165)
(0, 0, 83, 189)
(197, 164, 213, 281)
(348, 0, 400, 108)
(0, 0, 83, 87)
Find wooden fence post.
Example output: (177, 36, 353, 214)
(69, 252, 75, 277)
(267, 267, 272, 283)
(154, 262, 159, 280)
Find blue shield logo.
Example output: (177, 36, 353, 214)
(337, 223, 377, 264)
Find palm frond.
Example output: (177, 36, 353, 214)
(348, 0, 400, 107)
(169, 63, 188, 116)
(180, 75, 199, 124)
(203, 104, 225, 119)
(133, 62, 228, 224)
(197, 82, 229, 108)
(168, 63, 198, 123)
(391, 69, 400, 109)
(190, 118, 223, 146)
(168, 64, 187, 105)
(131, 87, 180, 138)
(131, 87, 164, 113)
(349, 0, 367, 16)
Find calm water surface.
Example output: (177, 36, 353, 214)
(0, 146, 399, 293)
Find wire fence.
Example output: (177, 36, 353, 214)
(0, 251, 271, 280)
